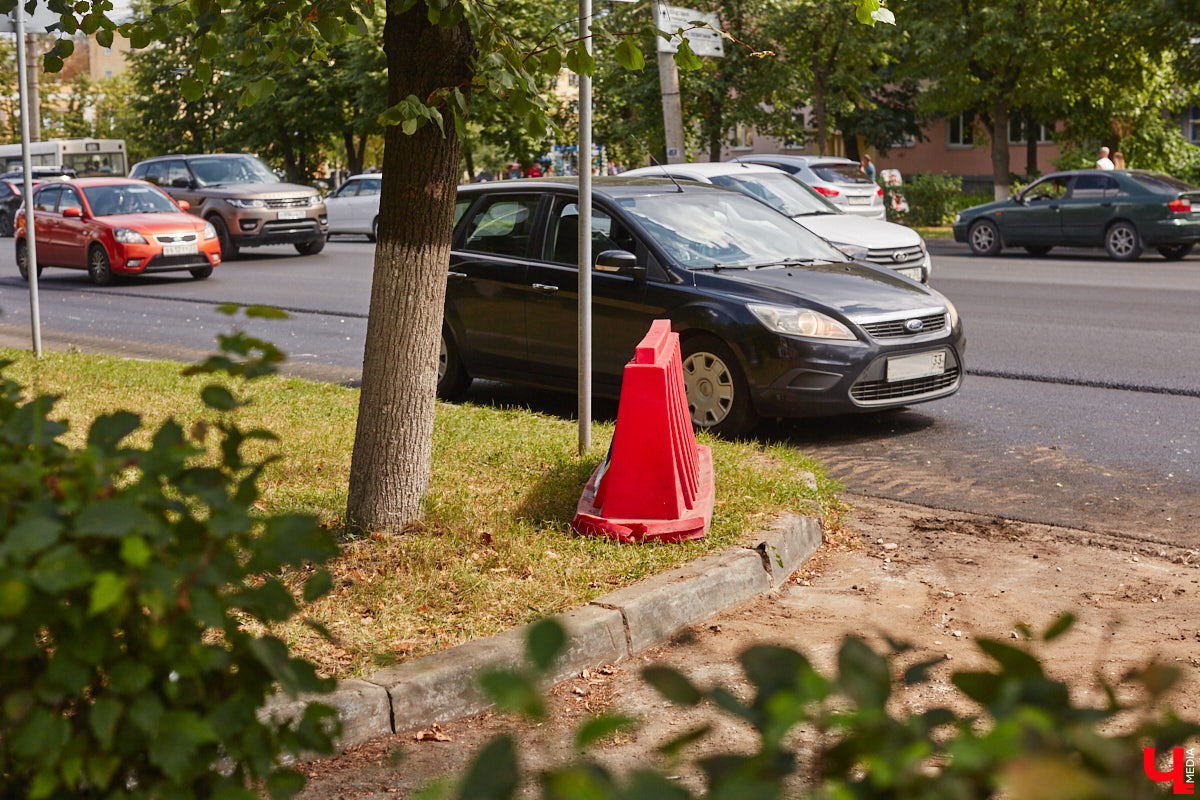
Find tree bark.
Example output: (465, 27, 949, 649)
(1025, 112, 1037, 177)
(278, 125, 299, 182)
(346, 5, 474, 533)
(343, 128, 363, 175)
(990, 97, 1010, 201)
(811, 67, 827, 155)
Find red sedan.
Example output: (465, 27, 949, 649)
(15, 177, 222, 285)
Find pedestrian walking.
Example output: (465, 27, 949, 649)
(1096, 146, 1115, 170)
(1112, 151, 1126, 169)
(861, 154, 877, 181)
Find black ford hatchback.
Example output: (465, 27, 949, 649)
(441, 178, 965, 436)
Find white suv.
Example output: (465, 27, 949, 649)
(730, 154, 887, 220)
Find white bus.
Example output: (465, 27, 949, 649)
(0, 138, 128, 177)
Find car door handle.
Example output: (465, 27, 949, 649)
(1048, 204, 1060, 210)
(448, 271, 467, 279)
(531, 283, 559, 294)
(1100, 202, 1113, 207)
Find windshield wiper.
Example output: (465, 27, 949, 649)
(744, 257, 819, 269)
(689, 263, 749, 271)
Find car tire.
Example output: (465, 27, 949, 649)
(0, 208, 13, 238)
(15, 238, 41, 280)
(88, 245, 114, 286)
(189, 266, 213, 280)
(295, 236, 326, 255)
(437, 326, 472, 400)
(680, 334, 758, 438)
(367, 217, 378, 243)
(1023, 245, 1052, 257)
(211, 216, 239, 260)
(1104, 221, 1142, 261)
(967, 220, 1002, 256)
(1157, 243, 1194, 261)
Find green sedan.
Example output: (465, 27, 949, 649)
(953, 169, 1200, 261)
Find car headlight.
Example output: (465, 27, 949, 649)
(748, 303, 857, 340)
(832, 242, 869, 261)
(932, 290, 959, 329)
(307, 195, 322, 207)
(226, 198, 266, 209)
(953, 212, 962, 225)
(203, 221, 217, 240)
(113, 227, 147, 244)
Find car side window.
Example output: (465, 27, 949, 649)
(333, 180, 360, 198)
(33, 186, 60, 212)
(462, 195, 540, 258)
(1069, 174, 1118, 199)
(59, 187, 82, 213)
(359, 178, 381, 196)
(453, 198, 471, 230)
(166, 160, 191, 187)
(1023, 176, 1070, 202)
(139, 161, 166, 185)
(543, 201, 637, 266)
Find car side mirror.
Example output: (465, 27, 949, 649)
(595, 249, 644, 278)
(171, 177, 192, 189)
(62, 206, 82, 218)
(177, 200, 190, 211)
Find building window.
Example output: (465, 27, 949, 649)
(105, 70, 112, 78)
(889, 133, 916, 148)
(103, 46, 112, 55)
(731, 122, 754, 150)
(1188, 106, 1200, 144)
(1008, 118, 1054, 144)
(567, 72, 578, 87)
(947, 113, 975, 147)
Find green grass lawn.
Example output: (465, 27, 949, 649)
(2, 349, 839, 678)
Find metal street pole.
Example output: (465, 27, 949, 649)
(577, 0, 592, 457)
(15, 14, 42, 357)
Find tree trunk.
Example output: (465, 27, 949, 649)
(707, 94, 723, 164)
(842, 130, 860, 163)
(343, 128, 363, 175)
(278, 126, 299, 182)
(1025, 112, 1037, 177)
(990, 98, 1010, 201)
(462, 144, 476, 182)
(346, 5, 474, 533)
(811, 68, 827, 155)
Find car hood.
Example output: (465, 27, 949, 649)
(196, 182, 319, 199)
(99, 213, 208, 232)
(959, 199, 1014, 218)
(700, 260, 942, 318)
(792, 213, 922, 248)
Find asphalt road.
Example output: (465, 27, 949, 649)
(0, 235, 1197, 548)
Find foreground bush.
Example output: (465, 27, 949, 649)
(895, 173, 964, 227)
(440, 616, 1199, 799)
(0, 310, 340, 799)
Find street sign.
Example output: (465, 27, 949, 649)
(655, 3, 724, 58)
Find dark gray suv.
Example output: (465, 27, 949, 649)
(129, 153, 327, 258)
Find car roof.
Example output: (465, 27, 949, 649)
(623, 162, 788, 180)
(346, 173, 382, 180)
(456, 175, 742, 201)
(36, 177, 156, 188)
(134, 153, 260, 164)
(732, 154, 857, 167)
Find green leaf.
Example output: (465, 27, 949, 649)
(78, 499, 154, 538)
(303, 569, 333, 603)
(642, 666, 702, 707)
(108, 659, 154, 695)
(525, 618, 565, 673)
(615, 38, 645, 71)
(672, 39, 702, 71)
(265, 768, 307, 799)
(977, 639, 1044, 679)
(564, 43, 595, 77)
(201, 384, 239, 410)
(4, 516, 62, 560)
(315, 14, 342, 44)
(95, 28, 113, 48)
(89, 571, 128, 615)
(455, 735, 519, 800)
(88, 696, 123, 750)
(904, 657, 946, 686)
(656, 723, 712, 759)
(86, 410, 140, 452)
(574, 713, 638, 750)
(477, 669, 544, 719)
(245, 305, 289, 320)
(1043, 612, 1076, 642)
(120, 534, 152, 568)
(951, 671, 1000, 706)
(30, 544, 92, 593)
(837, 637, 891, 708)
(0, 579, 30, 618)
(181, 76, 204, 103)
(402, 117, 420, 135)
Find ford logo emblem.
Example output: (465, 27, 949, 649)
(904, 318, 924, 332)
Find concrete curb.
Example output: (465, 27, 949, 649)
(267, 511, 822, 751)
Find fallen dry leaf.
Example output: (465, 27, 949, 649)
(414, 724, 451, 743)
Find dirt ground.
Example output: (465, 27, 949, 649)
(297, 495, 1200, 798)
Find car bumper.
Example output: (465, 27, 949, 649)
(112, 240, 222, 274)
(740, 326, 966, 418)
(231, 216, 328, 247)
(1138, 217, 1200, 245)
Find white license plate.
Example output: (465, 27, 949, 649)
(162, 243, 198, 257)
(847, 196, 872, 205)
(277, 209, 305, 220)
(887, 351, 946, 382)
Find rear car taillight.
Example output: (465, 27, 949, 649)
(876, 186, 884, 197)
(814, 185, 840, 198)
(1168, 198, 1191, 213)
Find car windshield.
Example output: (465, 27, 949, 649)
(82, 184, 181, 216)
(709, 172, 840, 217)
(810, 163, 875, 185)
(187, 155, 279, 187)
(1128, 172, 1200, 193)
(616, 190, 846, 269)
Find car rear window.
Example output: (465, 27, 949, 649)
(1127, 172, 1200, 193)
(810, 163, 874, 185)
